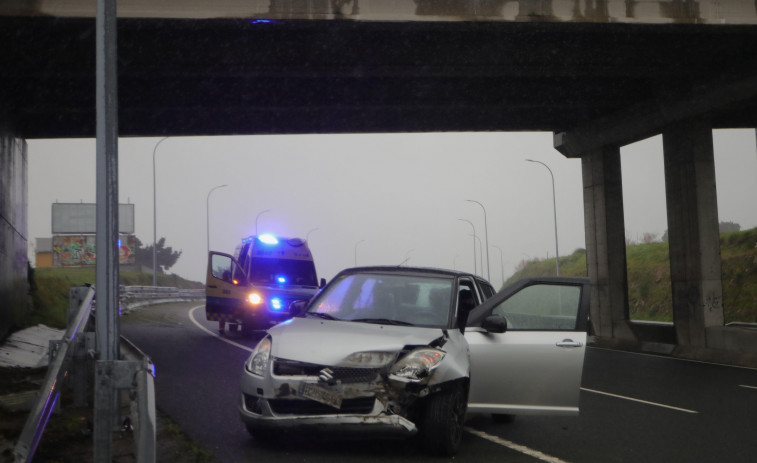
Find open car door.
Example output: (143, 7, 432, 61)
(205, 251, 248, 322)
(465, 277, 590, 416)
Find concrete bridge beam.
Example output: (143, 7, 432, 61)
(662, 121, 724, 347)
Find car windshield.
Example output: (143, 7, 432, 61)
(308, 272, 454, 328)
(247, 257, 318, 287)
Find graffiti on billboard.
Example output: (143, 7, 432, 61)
(53, 235, 136, 266)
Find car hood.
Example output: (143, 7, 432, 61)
(250, 284, 318, 297)
(268, 317, 446, 366)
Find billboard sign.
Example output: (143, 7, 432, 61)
(53, 235, 136, 267)
(52, 203, 135, 234)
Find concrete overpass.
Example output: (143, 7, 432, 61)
(2, 0, 757, 365)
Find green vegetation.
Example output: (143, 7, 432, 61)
(27, 267, 203, 330)
(506, 227, 757, 324)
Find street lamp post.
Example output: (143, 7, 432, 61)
(458, 218, 477, 276)
(152, 136, 169, 287)
(306, 228, 320, 242)
(492, 245, 505, 288)
(354, 240, 365, 267)
(466, 199, 490, 280)
(469, 234, 484, 276)
(399, 249, 413, 266)
(206, 184, 228, 256)
(526, 159, 560, 276)
(255, 209, 271, 236)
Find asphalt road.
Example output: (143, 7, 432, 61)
(120, 302, 757, 463)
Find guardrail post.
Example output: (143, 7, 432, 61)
(134, 360, 156, 462)
(69, 287, 95, 408)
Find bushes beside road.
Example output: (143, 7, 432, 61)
(27, 268, 203, 330)
(507, 227, 757, 324)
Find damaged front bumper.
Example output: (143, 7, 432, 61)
(239, 393, 418, 436)
(239, 360, 421, 437)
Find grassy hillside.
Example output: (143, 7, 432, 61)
(505, 228, 757, 324)
(28, 267, 203, 329)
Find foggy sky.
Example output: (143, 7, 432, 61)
(26, 130, 757, 286)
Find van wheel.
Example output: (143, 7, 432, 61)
(241, 313, 257, 336)
(421, 385, 467, 456)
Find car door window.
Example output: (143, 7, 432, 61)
(478, 281, 495, 300)
(211, 253, 237, 283)
(492, 283, 581, 330)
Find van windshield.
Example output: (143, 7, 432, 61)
(248, 257, 318, 287)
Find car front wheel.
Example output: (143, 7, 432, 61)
(421, 384, 467, 456)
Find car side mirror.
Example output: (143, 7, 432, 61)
(289, 300, 309, 317)
(482, 315, 508, 334)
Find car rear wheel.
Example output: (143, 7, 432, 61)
(421, 385, 467, 456)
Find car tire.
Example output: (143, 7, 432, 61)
(492, 413, 515, 423)
(245, 424, 278, 444)
(421, 384, 467, 456)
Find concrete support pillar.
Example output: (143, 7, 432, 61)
(582, 146, 636, 341)
(0, 129, 28, 341)
(662, 121, 724, 347)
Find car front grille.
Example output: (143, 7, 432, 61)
(267, 396, 376, 415)
(273, 359, 381, 384)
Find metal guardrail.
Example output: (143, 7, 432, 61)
(12, 285, 202, 462)
(120, 286, 205, 311)
(13, 286, 96, 462)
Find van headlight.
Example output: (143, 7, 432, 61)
(246, 336, 272, 377)
(389, 347, 446, 382)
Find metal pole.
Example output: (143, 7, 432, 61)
(493, 244, 505, 288)
(466, 199, 490, 280)
(526, 159, 560, 276)
(255, 209, 271, 236)
(458, 219, 477, 276)
(470, 234, 483, 276)
(354, 240, 364, 266)
(403, 249, 413, 266)
(306, 228, 319, 242)
(206, 185, 228, 256)
(151, 137, 168, 287)
(94, 0, 118, 460)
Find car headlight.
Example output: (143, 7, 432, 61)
(246, 336, 272, 377)
(389, 347, 446, 382)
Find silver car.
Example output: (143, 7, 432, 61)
(239, 266, 589, 455)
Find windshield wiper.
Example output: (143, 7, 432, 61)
(351, 318, 415, 326)
(307, 312, 341, 321)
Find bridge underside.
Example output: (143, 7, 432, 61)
(3, 11, 757, 364)
(2, 17, 757, 139)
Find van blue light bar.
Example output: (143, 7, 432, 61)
(258, 234, 279, 245)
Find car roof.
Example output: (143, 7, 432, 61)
(335, 265, 481, 281)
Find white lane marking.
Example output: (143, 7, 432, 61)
(188, 305, 255, 353)
(465, 427, 570, 463)
(581, 387, 698, 414)
(739, 384, 757, 390)
(589, 346, 757, 371)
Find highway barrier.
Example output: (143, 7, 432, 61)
(13, 285, 203, 462)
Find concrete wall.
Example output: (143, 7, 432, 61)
(0, 130, 28, 341)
